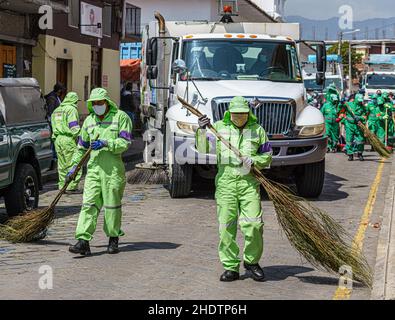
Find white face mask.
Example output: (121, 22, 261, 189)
(93, 104, 107, 116)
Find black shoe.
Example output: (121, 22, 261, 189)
(358, 153, 364, 161)
(220, 270, 240, 282)
(69, 240, 91, 256)
(348, 154, 354, 161)
(108, 237, 120, 254)
(244, 262, 265, 282)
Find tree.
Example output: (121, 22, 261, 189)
(327, 42, 363, 79)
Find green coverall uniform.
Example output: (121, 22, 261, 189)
(373, 97, 387, 144)
(196, 97, 273, 272)
(344, 94, 367, 155)
(383, 92, 395, 146)
(72, 88, 133, 241)
(367, 95, 379, 135)
(321, 94, 340, 151)
(51, 92, 82, 191)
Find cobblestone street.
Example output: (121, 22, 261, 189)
(0, 152, 391, 299)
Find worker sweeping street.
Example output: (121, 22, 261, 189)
(51, 92, 82, 193)
(321, 94, 340, 152)
(344, 94, 367, 161)
(68, 88, 133, 256)
(196, 96, 272, 282)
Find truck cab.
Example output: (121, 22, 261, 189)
(363, 54, 395, 99)
(0, 78, 53, 217)
(141, 14, 327, 198)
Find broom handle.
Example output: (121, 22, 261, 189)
(49, 134, 99, 209)
(177, 96, 263, 178)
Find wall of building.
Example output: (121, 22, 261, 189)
(126, 0, 217, 26)
(33, 35, 121, 114)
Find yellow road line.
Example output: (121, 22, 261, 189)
(333, 160, 385, 300)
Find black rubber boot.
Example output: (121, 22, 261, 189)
(348, 154, 354, 161)
(108, 237, 120, 254)
(69, 240, 91, 256)
(220, 270, 240, 282)
(358, 153, 364, 161)
(244, 262, 265, 282)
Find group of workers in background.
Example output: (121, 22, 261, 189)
(317, 84, 395, 161)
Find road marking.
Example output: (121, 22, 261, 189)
(333, 160, 385, 300)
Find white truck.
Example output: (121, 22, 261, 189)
(363, 54, 395, 99)
(140, 13, 327, 198)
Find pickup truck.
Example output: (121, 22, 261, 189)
(0, 78, 53, 217)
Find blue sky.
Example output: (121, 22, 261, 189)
(284, 0, 394, 20)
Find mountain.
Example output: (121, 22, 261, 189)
(286, 15, 395, 40)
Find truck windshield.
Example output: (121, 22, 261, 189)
(182, 39, 302, 82)
(304, 78, 342, 91)
(366, 73, 395, 89)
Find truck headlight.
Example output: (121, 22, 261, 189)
(176, 121, 199, 135)
(297, 124, 325, 137)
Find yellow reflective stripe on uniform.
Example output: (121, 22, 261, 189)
(238, 217, 262, 223)
(219, 220, 238, 229)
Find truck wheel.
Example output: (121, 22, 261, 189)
(295, 159, 325, 198)
(4, 163, 39, 217)
(169, 163, 193, 198)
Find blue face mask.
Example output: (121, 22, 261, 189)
(93, 104, 107, 116)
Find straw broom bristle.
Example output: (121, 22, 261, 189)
(358, 123, 391, 159)
(257, 175, 373, 287)
(0, 208, 55, 243)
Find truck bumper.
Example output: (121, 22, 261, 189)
(172, 134, 327, 167)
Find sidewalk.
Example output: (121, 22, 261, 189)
(372, 158, 395, 300)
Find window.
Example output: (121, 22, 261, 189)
(182, 40, 303, 82)
(103, 3, 112, 37)
(125, 4, 141, 37)
(68, 0, 79, 28)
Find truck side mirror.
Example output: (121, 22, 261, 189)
(316, 43, 327, 86)
(147, 66, 158, 80)
(146, 38, 158, 66)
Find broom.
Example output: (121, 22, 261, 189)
(345, 103, 391, 159)
(177, 96, 373, 288)
(0, 143, 95, 243)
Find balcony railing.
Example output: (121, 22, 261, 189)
(125, 4, 141, 39)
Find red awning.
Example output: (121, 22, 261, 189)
(120, 59, 141, 82)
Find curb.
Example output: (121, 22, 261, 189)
(371, 158, 395, 300)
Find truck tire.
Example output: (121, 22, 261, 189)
(169, 163, 193, 198)
(4, 163, 39, 217)
(295, 159, 325, 198)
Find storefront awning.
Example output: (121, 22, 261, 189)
(121, 59, 141, 82)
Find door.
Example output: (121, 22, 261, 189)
(0, 100, 11, 187)
(56, 59, 68, 87)
(0, 45, 17, 78)
(91, 46, 102, 89)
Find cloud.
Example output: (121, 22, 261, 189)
(285, 0, 394, 21)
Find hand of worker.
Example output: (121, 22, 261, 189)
(383, 114, 389, 120)
(65, 166, 77, 183)
(336, 118, 341, 123)
(198, 115, 210, 129)
(241, 156, 254, 170)
(91, 140, 108, 150)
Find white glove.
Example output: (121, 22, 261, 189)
(241, 156, 254, 170)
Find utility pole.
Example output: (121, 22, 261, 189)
(338, 31, 343, 56)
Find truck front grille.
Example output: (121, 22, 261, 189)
(211, 97, 296, 136)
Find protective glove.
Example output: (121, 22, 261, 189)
(241, 156, 254, 170)
(198, 115, 210, 129)
(336, 118, 341, 123)
(91, 140, 108, 150)
(383, 114, 389, 120)
(65, 166, 77, 183)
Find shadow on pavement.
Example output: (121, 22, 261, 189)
(312, 172, 349, 202)
(240, 265, 314, 282)
(73, 241, 181, 258)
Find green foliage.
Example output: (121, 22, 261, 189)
(328, 42, 363, 78)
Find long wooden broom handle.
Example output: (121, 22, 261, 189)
(49, 134, 99, 209)
(177, 96, 263, 177)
